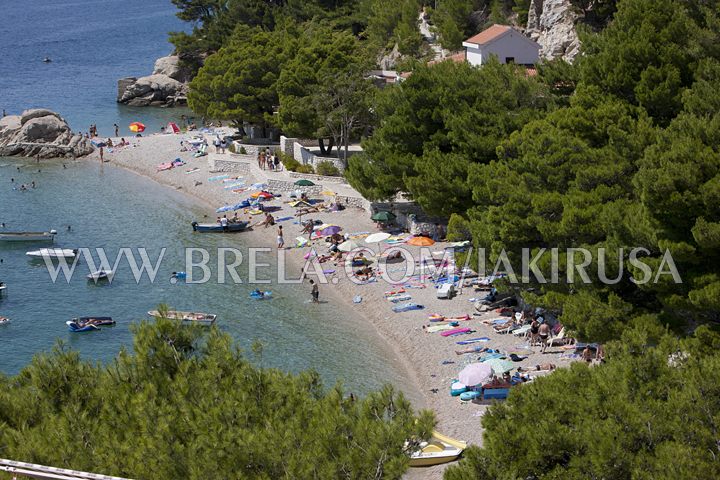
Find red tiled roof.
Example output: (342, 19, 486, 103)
(428, 51, 466, 66)
(464, 24, 512, 46)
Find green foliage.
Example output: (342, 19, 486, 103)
(0, 319, 434, 478)
(297, 164, 315, 174)
(346, 59, 552, 215)
(365, 0, 423, 55)
(315, 160, 341, 177)
(431, 0, 485, 50)
(188, 26, 295, 128)
(512, 0, 531, 25)
(445, 327, 720, 479)
(278, 151, 302, 172)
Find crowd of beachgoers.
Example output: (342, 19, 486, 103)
(74, 126, 602, 477)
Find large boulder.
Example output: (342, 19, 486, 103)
(527, 0, 581, 62)
(0, 109, 93, 158)
(117, 73, 188, 107)
(152, 55, 191, 83)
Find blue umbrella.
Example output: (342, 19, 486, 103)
(320, 225, 342, 236)
(216, 205, 234, 213)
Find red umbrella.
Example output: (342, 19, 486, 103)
(129, 122, 145, 133)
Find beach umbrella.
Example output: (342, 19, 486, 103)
(320, 225, 342, 236)
(458, 363, 494, 387)
(371, 211, 395, 222)
(257, 191, 274, 199)
(365, 232, 391, 244)
(481, 358, 515, 374)
(294, 179, 315, 186)
(128, 122, 145, 133)
(407, 236, 435, 247)
(216, 205, 234, 213)
(338, 240, 359, 252)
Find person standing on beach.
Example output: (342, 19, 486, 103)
(539, 323, 551, 353)
(277, 225, 284, 249)
(309, 279, 319, 303)
(114, 124, 119, 137)
(99, 146, 104, 163)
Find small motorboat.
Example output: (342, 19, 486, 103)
(171, 271, 187, 280)
(191, 221, 249, 233)
(66, 320, 100, 332)
(148, 310, 217, 325)
(72, 316, 115, 327)
(250, 290, 272, 299)
(0, 316, 10, 325)
(0, 282, 6, 294)
(408, 431, 467, 467)
(43, 57, 52, 63)
(26, 248, 78, 259)
(0, 230, 57, 242)
(87, 269, 114, 281)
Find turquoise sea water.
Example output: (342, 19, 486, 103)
(0, 159, 414, 396)
(0, 0, 190, 136)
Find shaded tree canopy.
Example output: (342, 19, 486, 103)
(0, 318, 434, 479)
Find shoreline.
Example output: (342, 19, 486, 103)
(76, 132, 576, 478)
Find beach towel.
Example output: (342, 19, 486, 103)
(456, 337, 491, 345)
(276, 216, 293, 222)
(387, 295, 412, 303)
(392, 303, 424, 313)
(440, 327, 472, 337)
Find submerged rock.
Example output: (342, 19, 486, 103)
(0, 109, 94, 158)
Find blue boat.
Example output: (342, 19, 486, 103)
(66, 320, 100, 332)
(191, 221, 249, 233)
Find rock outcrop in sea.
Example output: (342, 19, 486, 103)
(117, 55, 190, 107)
(0, 109, 94, 158)
(527, 0, 581, 62)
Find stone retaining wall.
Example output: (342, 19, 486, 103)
(287, 171, 347, 184)
(210, 157, 252, 174)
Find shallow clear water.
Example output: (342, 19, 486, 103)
(0, 0, 191, 135)
(0, 159, 414, 396)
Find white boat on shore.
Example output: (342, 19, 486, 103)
(26, 248, 78, 259)
(408, 431, 467, 467)
(148, 310, 217, 325)
(0, 230, 56, 242)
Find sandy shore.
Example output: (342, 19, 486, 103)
(92, 132, 576, 478)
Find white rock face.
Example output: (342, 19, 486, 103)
(527, 0, 581, 62)
(117, 74, 188, 107)
(152, 55, 190, 82)
(0, 109, 94, 158)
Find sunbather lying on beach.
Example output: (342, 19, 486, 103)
(355, 266, 374, 281)
(517, 363, 556, 372)
(455, 346, 491, 356)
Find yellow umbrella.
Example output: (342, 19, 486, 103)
(128, 122, 145, 133)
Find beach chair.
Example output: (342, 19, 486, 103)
(547, 327, 569, 347)
(512, 324, 532, 337)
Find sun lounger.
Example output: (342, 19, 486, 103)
(512, 324, 532, 337)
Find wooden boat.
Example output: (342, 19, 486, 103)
(0, 230, 56, 242)
(191, 221, 249, 233)
(26, 248, 78, 259)
(409, 431, 467, 467)
(87, 269, 114, 281)
(148, 310, 217, 325)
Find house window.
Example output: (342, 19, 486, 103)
(505, 57, 515, 64)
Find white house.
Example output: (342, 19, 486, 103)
(462, 24, 539, 67)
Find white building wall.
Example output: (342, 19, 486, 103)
(480, 31, 539, 65)
(465, 46, 483, 67)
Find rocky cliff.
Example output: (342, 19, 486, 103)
(527, 0, 581, 62)
(0, 109, 94, 158)
(117, 55, 190, 107)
